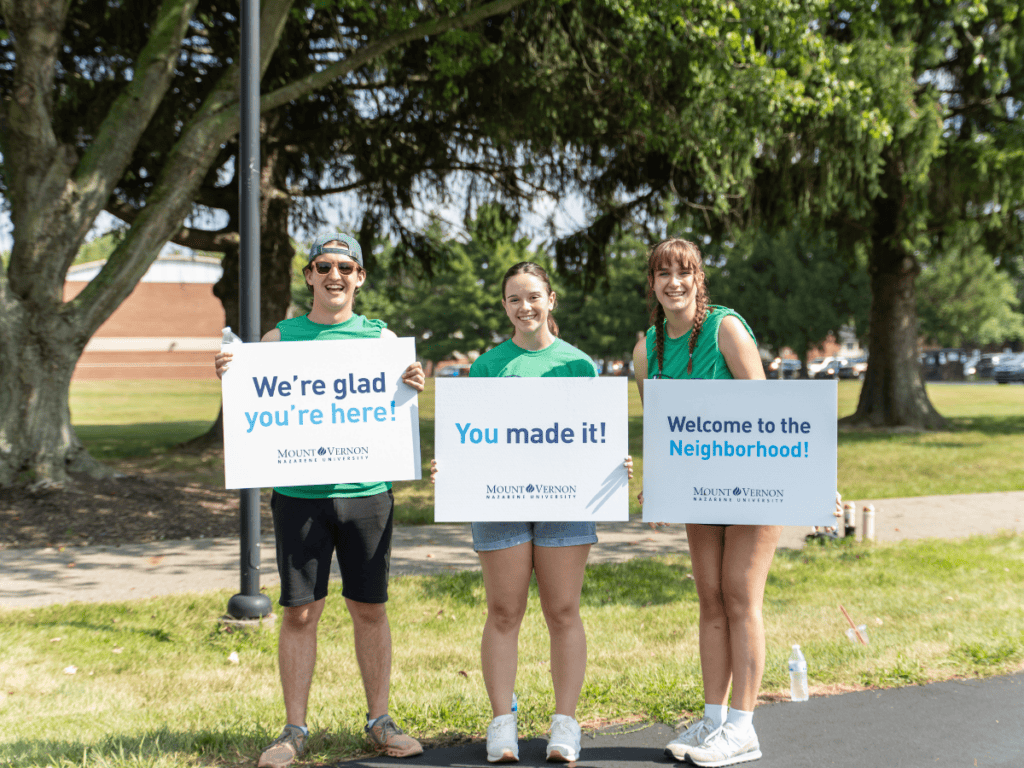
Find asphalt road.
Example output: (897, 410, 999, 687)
(346, 674, 1024, 768)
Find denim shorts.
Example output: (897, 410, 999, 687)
(471, 521, 598, 552)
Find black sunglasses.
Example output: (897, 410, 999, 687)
(312, 261, 358, 275)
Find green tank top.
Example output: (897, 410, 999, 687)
(274, 313, 391, 499)
(645, 305, 756, 380)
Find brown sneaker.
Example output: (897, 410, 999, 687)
(258, 724, 307, 768)
(365, 714, 424, 758)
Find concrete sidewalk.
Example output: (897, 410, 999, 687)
(2, 491, 1021, 609)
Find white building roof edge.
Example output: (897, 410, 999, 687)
(67, 254, 223, 284)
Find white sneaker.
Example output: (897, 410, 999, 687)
(546, 714, 581, 762)
(687, 722, 762, 767)
(664, 715, 717, 761)
(486, 714, 519, 763)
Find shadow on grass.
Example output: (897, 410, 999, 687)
(582, 558, 695, 607)
(417, 570, 486, 605)
(837, 415, 1024, 444)
(415, 557, 696, 608)
(77, 421, 214, 460)
(948, 415, 1024, 436)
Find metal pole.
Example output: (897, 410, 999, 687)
(227, 0, 272, 620)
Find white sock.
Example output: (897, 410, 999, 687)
(287, 723, 309, 737)
(703, 703, 727, 728)
(726, 707, 754, 733)
(366, 714, 387, 729)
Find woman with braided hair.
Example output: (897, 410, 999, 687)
(632, 238, 779, 767)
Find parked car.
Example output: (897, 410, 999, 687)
(962, 350, 981, 377)
(838, 356, 868, 380)
(766, 357, 802, 379)
(993, 353, 1024, 384)
(436, 362, 472, 377)
(921, 348, 967, 381)
(974, 353, 1004, 379)
(814, 357, 847, 379)
(807, 356, 841, 377)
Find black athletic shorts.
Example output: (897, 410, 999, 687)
(270, 489, 394, 607)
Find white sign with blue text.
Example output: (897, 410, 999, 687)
(642, 380, 837, 525)
(221, 337, 421, 489)
(434, 377, 630, 522)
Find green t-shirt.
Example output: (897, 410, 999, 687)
(470, 338, 598, 378)
(645, 305, 756, 380)
(274, 313, 391, 500)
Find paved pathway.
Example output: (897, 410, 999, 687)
(2, 491, 1021, 609)
(345, 673, 1024, 768)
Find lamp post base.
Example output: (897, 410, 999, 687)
(226, 592, 273, 620)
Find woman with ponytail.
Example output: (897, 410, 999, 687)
(433, 261, 632, 764)
(632, 239, 778, 767)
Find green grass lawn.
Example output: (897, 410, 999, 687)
(70, 379, 1024, 524)
(2, 533, 1023, 767)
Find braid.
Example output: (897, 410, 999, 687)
(654, 304, 666, 377)
(686, 279, 710, 374)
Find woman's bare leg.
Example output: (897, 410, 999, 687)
(686, 524, 731, 706)
(720, 524, 781, 711)
(533, 543, 591, 716)
(479, 542, 535, 718)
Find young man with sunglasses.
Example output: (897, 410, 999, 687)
(216, 233, 426, 768)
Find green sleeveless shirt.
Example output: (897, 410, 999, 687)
(645, 305, 756, 380)
(274, 314, 391, 500)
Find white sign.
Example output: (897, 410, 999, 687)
(434, 377, 630, 522)
(221, 337, 421, 489)
(642, 380, 837, 525)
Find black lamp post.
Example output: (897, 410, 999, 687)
(227, 0, 272, 621)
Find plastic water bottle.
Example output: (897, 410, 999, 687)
(221, 326, 242, 347)
(789, 645, 809, 701)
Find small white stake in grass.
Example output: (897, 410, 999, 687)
(228, 651, 240, 664)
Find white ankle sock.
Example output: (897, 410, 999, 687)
(726, 707, 754, 733)
(703, 703, 727, 728)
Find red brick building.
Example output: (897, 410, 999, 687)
(64, 255, 225, 380)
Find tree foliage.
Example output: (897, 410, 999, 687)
(708, 228, 870, 371)
(917, 224, 1024, 348)
(361, 205, 542, 362)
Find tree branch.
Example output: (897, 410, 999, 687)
(259, 0, 529, 113)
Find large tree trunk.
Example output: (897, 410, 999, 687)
(841, 177, 946, 430)
(0, 304, 110, 486)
